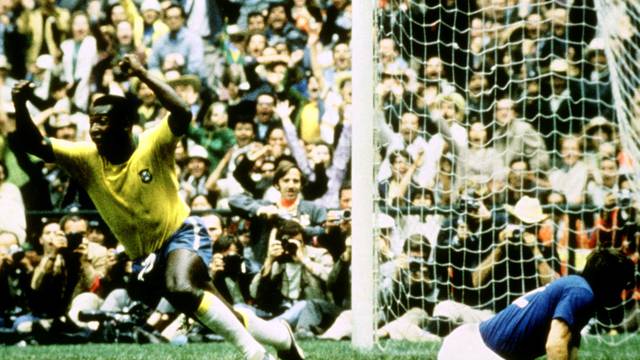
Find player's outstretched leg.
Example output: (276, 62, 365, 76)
(164, 249, 273, 360)
(235, 306, 306, 360)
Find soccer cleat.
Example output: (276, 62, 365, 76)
(276, 320, 305, 360)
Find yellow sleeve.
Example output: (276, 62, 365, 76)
(142, 115, 182, 160)
(50, 138, 98, 186)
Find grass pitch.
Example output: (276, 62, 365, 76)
(1, 337, 639, 359)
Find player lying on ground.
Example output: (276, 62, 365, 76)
(438, 248, 634, 360)
(11, 54, 304, 360)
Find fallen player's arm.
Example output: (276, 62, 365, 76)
(546, 319, 573, 360)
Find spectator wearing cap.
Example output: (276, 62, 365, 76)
(474, 196, 558, 312)
(582, 37, 614, 120)
(168, 74, 206, 123)
(179, 144, 212, 204)
(60, 11, 98, 112)
(148, 3, 205, 78)
(17, 0, 70, 73)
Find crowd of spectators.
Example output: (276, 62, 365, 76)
(0, 0, 639, 346)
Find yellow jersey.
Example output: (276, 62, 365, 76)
(50, 119, 190, 259)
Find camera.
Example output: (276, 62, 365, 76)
(458, 195, 480, 212)
(8, 244, 24, 263)
(111, 59, 130, 82)
(221, 254, 244, 277)
(408, 257, 429, 274)
(617, 189, 633, 208)
(327, 209, 351, 222)
(505, 224, 525, 242)
(277, 234, 299, 263)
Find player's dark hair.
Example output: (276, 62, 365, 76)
(92, 95, 135, 128)
(581, 248, 634, 305)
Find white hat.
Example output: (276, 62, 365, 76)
(188, 144, 210, 163)
(505, 196, 548, 224)
(140, 0, 161, 13)
(35, 54, 54, 70)
(375, 213, 395, 230)
(587, 38, 605, 53)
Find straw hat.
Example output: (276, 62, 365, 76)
(505, 196, 548, 224)
(168, 74, 201, 93)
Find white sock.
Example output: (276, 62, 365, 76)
(236, 306, 291, 350)
(195, 292, 265, 360)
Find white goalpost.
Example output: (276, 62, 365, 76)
(351, 0, 375, 350)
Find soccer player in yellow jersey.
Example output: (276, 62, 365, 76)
(12, 54, 304, 360)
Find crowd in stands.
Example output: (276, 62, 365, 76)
(0, 0, 638, 345)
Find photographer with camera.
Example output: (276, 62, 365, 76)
(251, 220, 336, 339)
(472, 196, 558, 312)
(434, 187, 505, 308)
(229, 161, 327, 264)
(591, 171, 639, 257)
(0, 231, 33, 336)
(210, 234, 254, 306)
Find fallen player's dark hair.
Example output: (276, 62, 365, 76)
(581, 248, 634, 304)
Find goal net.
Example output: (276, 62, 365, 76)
(368, 0, 640, 345)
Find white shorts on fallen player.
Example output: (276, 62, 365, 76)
(438, 323, 504, 360)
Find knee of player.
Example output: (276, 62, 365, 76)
(164, 279, 201, 310)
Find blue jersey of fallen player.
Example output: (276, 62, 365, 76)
(479, 275, 596, 360)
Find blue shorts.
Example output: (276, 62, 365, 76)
(130, 216, 212, 304)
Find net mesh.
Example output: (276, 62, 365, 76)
(372, 0, 640, 344)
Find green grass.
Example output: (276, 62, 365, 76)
(1, 337, 639, 359)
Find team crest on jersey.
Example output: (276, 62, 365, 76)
(139, 169, 153, 183)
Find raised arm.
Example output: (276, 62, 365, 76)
(11, 81, 55, 163)
(275, 100, 314, 178)
(119, 54, 191, 136)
